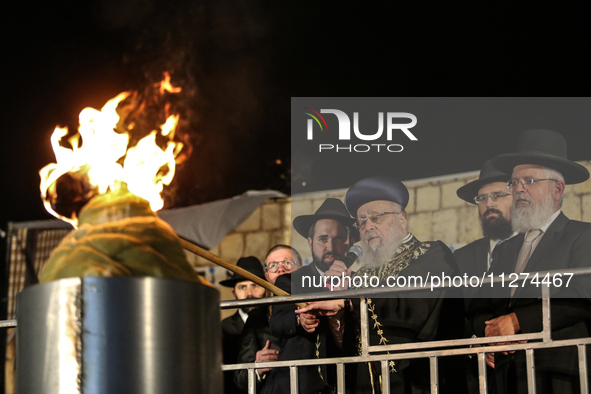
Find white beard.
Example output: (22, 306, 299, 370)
(511, 191, 555, 233)
(358, 226, 406, 268)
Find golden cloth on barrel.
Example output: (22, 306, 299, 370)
(39, 189, 210, 286)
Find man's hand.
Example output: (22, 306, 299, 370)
(298, 312, 320, 333)
(485, 352, 495, 369)
(325, 261, 351, 291)
(296, 300, 346, 317)
(484, 313, 526, 357)
(484, 313, 520, 337)
(255, 340, 278, 374)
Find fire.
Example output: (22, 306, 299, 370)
(40, 73, 184, 227)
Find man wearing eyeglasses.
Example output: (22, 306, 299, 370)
(455, 160, 516, 393)
(470, 129, 591, 394)
(264, 244, 302, 285)
(234, 245, 302, 392)
(298, 176, 465, 393)
(456, 159, 516, 292)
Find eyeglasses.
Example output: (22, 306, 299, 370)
(354, 212, 401, 230)
(506, 178, 559, 191)
(266, 259, 299, 273)
(473, 192, 510, 204)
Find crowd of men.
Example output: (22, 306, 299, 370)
(220, 129, 591, 394)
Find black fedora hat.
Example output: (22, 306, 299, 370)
(293, 198, 356, 238)
(345, 176, 409, 217)
(457, 159, 511, 204)
(219, 256, 266, 287)
(492, 129, 589, 184)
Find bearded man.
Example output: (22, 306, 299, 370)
(470, 129, 591, 394)
(290, 197, 357, 294)
(298, 176, 465, 393)
(258, 199, 357, 394)
(455, 162, 515, 393)
(455, 159, 516, 295)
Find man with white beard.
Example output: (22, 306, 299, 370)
(470, 129, 591, 394)
(298, 176, 465, 393)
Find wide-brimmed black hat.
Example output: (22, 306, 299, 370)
(457, 159, 511, 204)
(293, 198, 356, 238)
(492, 129, 589, 184)
(219, 256, 265, 287)
(345, 176, 409, 216)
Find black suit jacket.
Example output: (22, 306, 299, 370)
(222, 311, 246, 393)
(291, 261, 328, 294)
(262, 271, 336, 394)
(454, 237, 490, 301)
(470, 212, 591, 375)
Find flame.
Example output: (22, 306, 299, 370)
(40, 74, 184, 226)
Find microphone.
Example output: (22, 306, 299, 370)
(343, 245, 363, 268)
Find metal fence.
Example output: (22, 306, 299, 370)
(1, 219, 589, 393)
(220, 271, 591, 394)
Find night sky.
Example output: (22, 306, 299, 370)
(2, 2, 590, 230)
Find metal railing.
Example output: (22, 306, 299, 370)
(2, 268, 590, 394)
(220, 268, 591, 394)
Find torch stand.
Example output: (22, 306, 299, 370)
(15, 277, 221, 394)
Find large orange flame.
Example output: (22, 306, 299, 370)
(39, 73, 184, 227)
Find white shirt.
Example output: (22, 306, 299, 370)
(238, 308, 249, 324)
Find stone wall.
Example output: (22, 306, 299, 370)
(194, 160, 591, 319)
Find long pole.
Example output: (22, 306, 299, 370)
(179, 238, 290, 297)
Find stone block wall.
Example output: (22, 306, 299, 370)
(189, 160, 591, 319)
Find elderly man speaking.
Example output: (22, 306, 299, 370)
(298, 176, 465, 393)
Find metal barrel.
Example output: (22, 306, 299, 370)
(16, 277, 221, 394)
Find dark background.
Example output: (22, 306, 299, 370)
(2, 2, 590, 228)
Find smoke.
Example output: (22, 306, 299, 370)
(93, 0, 289, 207)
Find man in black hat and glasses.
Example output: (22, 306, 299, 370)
(456, 159, 516, 281)
(455, 159, 516, 393)
(470, 129, 591, 394)
(220, 256, 267, 394)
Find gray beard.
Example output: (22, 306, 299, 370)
(511, 192, 555, 233)
(358, 227, 405, 268)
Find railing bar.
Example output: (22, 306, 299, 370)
(541, 285, 551, 343)
(368, 332, 544, 352)
(381, 360, 391, 394)
(290, 366, 298, 394)
(219, 267, 591, 308)
(222, 337, 591, 370)
(430, 356, 438, 394)
(477, 353, 487, 394)
(360, 297, 369, 357)
(526, 349, 536, 394)
(336, 363, 345, 394)
(0, 320, 17, 328)
(248, 368, 256, 394)
(578, 344, 588, 394)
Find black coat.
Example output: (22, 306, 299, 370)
(261, 270, 338, 394)
(454, 238, 490, 298)
(344, 237, 466, 394)
(222, 311, 246, 394)
(470, 213, 591, 391)
(234, 305, 281, 392)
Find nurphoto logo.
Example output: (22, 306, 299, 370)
(303, 108, 418, 153)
